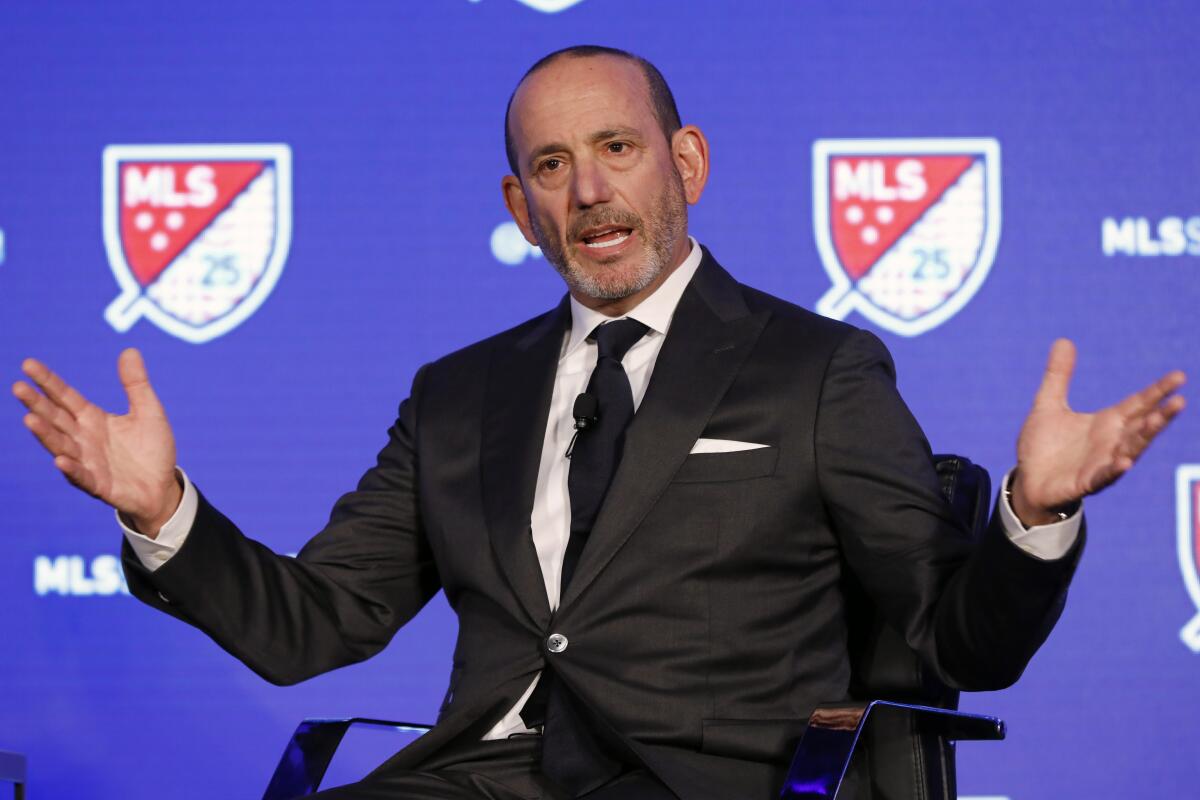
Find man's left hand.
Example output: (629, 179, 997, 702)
(1011, 338, 1186, 527)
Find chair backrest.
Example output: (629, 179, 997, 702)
(840, 454, 991, 800)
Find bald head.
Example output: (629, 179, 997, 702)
(504, 45, 681, 176)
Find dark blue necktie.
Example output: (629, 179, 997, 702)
(522, 317, 649, 796)
(561, 318, 650, 589)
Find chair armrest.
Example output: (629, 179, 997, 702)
(262, 718, 432, 800)
(779, 701, 1004, 800)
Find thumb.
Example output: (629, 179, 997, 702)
(117, 348, 164, 415)
(1033, 338, 1076, 410)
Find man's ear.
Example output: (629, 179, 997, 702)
(671, 125, 709, 205)
(501, 175, 539, 246)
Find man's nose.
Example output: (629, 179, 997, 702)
(570, 157, 613, 208)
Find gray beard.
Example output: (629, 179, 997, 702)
(533, 175, 687, 302)
(554, 245, 662, 301)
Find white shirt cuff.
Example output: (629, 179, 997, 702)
(117, 467, 198, 573)
(997, 468, 1082, 561)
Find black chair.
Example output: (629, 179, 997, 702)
(783, 454, 1003, 799)
(264, 455, 1002, 800)
(0, 750, 26, 800)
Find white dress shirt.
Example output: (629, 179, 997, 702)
(119, 237, 1081, 740)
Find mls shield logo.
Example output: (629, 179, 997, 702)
(102, 144, 292, 343)
(1176, 465, 1200, 652)
(813, 138, 1001, 337)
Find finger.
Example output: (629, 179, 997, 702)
(20, 358, 91, 418)
(23, 412, 82, 461)
(1154, 393, 1187, 424)
(1116, 369, 1187, 416)
(117, 349, 164, 416)
(1033, 338, 1076, 410)
(13, 381, 80, 438)
(53, 455, 95, 494)
(1124, 394, 1187, 456)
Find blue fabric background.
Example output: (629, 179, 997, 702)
(1, 2, 1197, 796)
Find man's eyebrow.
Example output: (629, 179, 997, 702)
(527, 141, 569, 170)
(588, 127, 643, 144)
(525, 128, 646, 170)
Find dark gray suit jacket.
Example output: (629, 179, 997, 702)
(123, 248, 1083, 800)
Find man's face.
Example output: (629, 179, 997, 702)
(504, 56, 691, 305)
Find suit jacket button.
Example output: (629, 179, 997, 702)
(546, 633, 568, 653)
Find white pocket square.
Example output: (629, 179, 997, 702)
(689, 438, 770, 454)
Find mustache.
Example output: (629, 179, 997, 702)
(567, 208, 642, 241)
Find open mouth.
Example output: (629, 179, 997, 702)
(580, 226, 633, 250)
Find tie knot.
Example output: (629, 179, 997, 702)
(589, 318, 649, 363)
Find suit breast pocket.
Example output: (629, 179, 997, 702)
(672, 446, 779, 483)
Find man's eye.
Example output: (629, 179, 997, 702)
(607, 142, 627, 153)
(541, 158, 562, 172)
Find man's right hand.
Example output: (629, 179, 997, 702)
(13, 348, 180, 537)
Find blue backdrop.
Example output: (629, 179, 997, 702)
(2, 1, 1198, 797)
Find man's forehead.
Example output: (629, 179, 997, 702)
(510, 54, 656, 142)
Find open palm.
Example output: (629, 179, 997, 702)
(13, 348, 179, 530)
(1013, 339, 1186, 522)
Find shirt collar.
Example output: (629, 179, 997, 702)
(563, 236, 703, 359)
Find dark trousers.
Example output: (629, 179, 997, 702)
(307, 737, 677, 800)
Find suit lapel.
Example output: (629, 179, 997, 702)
(480, 298, 569, 628)
(560, 251, 770, 610)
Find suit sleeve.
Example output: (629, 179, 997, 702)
(121, 365, 441, 686)
(813, 328, 1084, 691)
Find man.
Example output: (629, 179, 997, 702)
(13, 46, 1186, 799)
